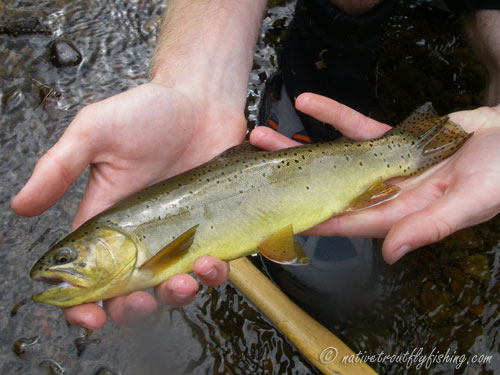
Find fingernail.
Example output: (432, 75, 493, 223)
(200, 268, 217, 281)
(172, 293, 193, 305)
(389, 245, 411, 264)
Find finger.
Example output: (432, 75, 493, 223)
(62, 303, 107, 330)
(249, 126, 300, 151)
(103, 291, 158, 325)
(295, 93, 392, 140)
(11, 114, 95, 217)
(382, 191, 482, 264)
(193, 256, 230, 287)
(155, 274, 199, 306)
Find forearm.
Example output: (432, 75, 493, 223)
(150, 0, 267, 112)
(464, 10, 500, 106)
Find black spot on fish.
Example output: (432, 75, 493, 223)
(359, 162, 363, 166)
(345, 156, 350, 161)
(306, 186, 310, 190)
(79, 262, 86, 268)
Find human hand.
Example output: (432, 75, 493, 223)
(250, 93, 500, 264)
(12, 82, 241, 329)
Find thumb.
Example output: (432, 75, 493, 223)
(11, 116, 94, 217)
(382, 191, 477, 264)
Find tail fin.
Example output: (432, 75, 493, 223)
(387, 103, 472, 175)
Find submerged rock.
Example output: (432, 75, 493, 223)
(93, 366, 121, 375)
(38, 359, 64, 375)
(49, 40, 82, 67)
(12, 335, 40, 358)
(0, 17, 50, 36)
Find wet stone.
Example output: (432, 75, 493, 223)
(0, 17, 50, 36)
(38, 359, 64, 375)
(2, 88, 24, 113)
(459, 254, 490, 283)
(442, 265, 471, 296)
(75, 336, 102, 357)
(419, 281, 452, 322)
(93, 366, 121, 375)
(10, 299, 26, 317)
(49, 40, 82, 68)
(12, 335, 40, 358)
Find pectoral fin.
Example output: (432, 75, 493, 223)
(139, 225, 199, 274)
(344, 178, 401, 212)
(258, 224, 310, 266)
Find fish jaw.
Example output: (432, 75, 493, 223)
(32, 282, 89, 307)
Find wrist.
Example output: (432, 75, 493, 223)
(150, 0, 266, 113)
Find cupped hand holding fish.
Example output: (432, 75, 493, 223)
(11, 82, 242, 329)
(251, 93, 500, 264)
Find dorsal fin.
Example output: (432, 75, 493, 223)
(215, 142, 263, 161)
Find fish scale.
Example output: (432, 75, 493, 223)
(30, 103, 472, 307)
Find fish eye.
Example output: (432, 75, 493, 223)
(53, 247, 76, 265)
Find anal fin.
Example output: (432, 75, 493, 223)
(344, 178, 401, 212)
(258, 224, 310, 266)
(139, 225, 199, 275)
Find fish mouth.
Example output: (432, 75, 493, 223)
(31, 276, 90, 307)
(30, 268, 94, 307)
(33, 276, 85, 288)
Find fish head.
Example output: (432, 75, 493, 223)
(30, 225, 137, 307)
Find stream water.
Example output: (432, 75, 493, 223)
(1, 0, 499, 374)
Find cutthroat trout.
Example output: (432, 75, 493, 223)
(30, 103, 471, 307)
